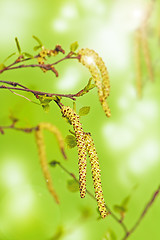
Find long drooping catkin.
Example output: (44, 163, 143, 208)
(38, 122, 67, 159)
(135, 29, 142, 98)
(35, 126, 59, 204)
(84, 132, 109, 219)
(78, 48, 111, 117)
(61, 106, 87, 198)
(141, 29, 154, 82)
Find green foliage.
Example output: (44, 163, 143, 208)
(15, 37, 21, 54)
(49, 160, 60, 167)
(77, 78, 96, 97)
(113, 195, 131, 216)
(50, 226, 65, 240)
(102, 229, 117, 240)
(33, 35, 43, 51)
(70, 41, 79, 52)
(79, 106, 90, 116)
(38, 95, 61, 112)
(3, 52, 16, 63)
(65, 135, 77, 148)
(67, 179, 79, 192)
(0, 63, 6, 70)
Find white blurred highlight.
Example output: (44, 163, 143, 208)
(0, 0, 32, 41)
(84, 56, 95, 65)
(53, 19, 68, 32)
(128, 139, 159, 174)
(7, 188, 35, 218)
(53, 3, 78, 33)
(61, 4, 78, 19)
(0, 161, 27, 188)
(57, 66, 80, 90)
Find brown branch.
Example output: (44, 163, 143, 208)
(0, 80, 95, 101)
(0, 123, 38, 134)
(0, 51, 79, 75)
(1, 123, 159, 239)
(122, 186, 160, 240)
(50, 161, 128, 234)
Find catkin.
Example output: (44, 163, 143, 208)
(84, 132, 109, 219)
(38, 122, 67, 159)
(141, 29, 154, 82)
(135, 29, 142, 98)
(35, 126, 59, 204)
(78, 48, 111, 117)
(61, 106, 87, 198)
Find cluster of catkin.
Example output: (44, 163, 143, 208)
(78, 48, 111, 118)
(134, 1, 154, 97)
(35, 122, 66, 204)
(135, 28, 154, 98)
(61, 106, 109, 219)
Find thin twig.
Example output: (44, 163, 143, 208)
(122, 186, 160, 240)
(50, 161, 128, 234)
(0, 52, 79, 75)
(0, 79, 95, 101)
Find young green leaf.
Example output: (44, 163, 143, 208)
(65, 135, 77, 148)
(113, 205, 126, 214)
(32, 35, 43, 46)
(15, 37, 21, 54)
(79, 106, 90, 116)
(3, 52, 16, 63)
(0, 63, 6, 70)
(23, 52, 34, 58)
(38, 95, 54, 112)
(67, 179, 79, 192)
(103, 229, 117, 240)
(49, 160, 60, 167)
(70, 41, 79, 52)
(121, 195, 131, 210)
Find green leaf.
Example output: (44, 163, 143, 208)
(49, 160, 60, 167)
(3, 52, 16, 63)
(15, 37, 21, 54)
(33, 45, 42, 51)
(121, 195, 131, 210)
(77, 78, 95, 97)
(67, 179, 79, 192)
(79, 106, 90, 116)
(70, 41, 79, 52)
(23, 52, 34, 58)
(65, 135, 77, 148)
(113, 205, 126, 214)
(0, 63, 6, 70)
(103, 229, 117, 240)
(32, 35, 43, 46)
(38, 95, 54, 112)
(51, 225, 65, 240)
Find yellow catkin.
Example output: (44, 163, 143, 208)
(78, 48, 111, 117)
(61, 106, 87, 198)
(141, 29, 154, 82)
(35, 126, 59, 204)
(84, 132, 109, 219)
(38, 122, 67, 159)
(135, 29, 142, 98)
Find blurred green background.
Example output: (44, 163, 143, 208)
(0, 0, 160, 239)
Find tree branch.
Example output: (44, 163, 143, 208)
(1, 123, 159, 240)
(0, 51, 79, 75)
(0, 80, 95, 101)
(122, 186, 160, 240)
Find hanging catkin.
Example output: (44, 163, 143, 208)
(78, 48, 111, 117)
(61, 106, 87, 198)
(84, 132, 109, 219)
(35, 125, 60, 204)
